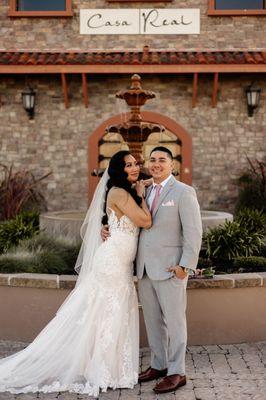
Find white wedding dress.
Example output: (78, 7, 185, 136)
(0, 209, 139, 395)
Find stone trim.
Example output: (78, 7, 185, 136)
(0, 272, 265, 290)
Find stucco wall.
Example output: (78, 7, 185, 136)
(0, 273, 266, 346)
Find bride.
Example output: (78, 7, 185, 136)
(0, 150, 152, 395)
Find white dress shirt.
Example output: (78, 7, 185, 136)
(147, 174, 173, 209)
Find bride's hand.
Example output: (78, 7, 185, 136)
(143, 178, 153, 187)
(101, 225, 110, 241)
(135, 180, 146, 198)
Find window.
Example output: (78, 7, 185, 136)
(216, 0, 264, 9)
(208, 0, 266, 15)
(9, 0, 73, 17)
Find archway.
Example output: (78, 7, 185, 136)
(88, 111, 192, 203)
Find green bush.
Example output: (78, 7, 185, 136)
(197, 257, 214, 270)
(204, 221, 263, 261)
(0, 251, 36, 273)
(20, 234, 81, 273)
(261, 241, 266, 257)
(0, 211, 39, 254)
(0, 233, 81, 274)
(233, 256, 266, 272)
(20, 233, 62, 253)
(34, 251, 68, 274)
(235, 208, 266, 235)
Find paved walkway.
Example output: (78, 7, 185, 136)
(0, 341, 265, 400)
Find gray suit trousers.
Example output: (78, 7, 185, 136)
(138, 273, 188, 376)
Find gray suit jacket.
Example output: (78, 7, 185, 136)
(136, 175, 202, 280)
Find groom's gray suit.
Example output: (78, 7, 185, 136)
(136, 175, 202, 376)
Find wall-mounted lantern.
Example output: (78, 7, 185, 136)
(22, 86, 36, 119)
(245, 84, 261, 117)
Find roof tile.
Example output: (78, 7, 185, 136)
(0, 48, 265, 66)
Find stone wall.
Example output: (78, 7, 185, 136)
(0, 0, 265, 212)
(0, 74, 265, 212)
(0, 0, 266, 50)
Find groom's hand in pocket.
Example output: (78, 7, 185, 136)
(101, 225, 110, 241)
(167, 265, 188, 280)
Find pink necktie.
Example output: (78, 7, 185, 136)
(150, 184, 162, 216)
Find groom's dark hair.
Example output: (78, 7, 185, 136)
(150, 146, 173, 160)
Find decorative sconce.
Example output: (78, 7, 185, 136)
(245, 84, 261, 117)
(21, 86, 36, 119)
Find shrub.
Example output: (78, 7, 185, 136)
(197, 257, 214, 270)
(204, 221, 263, 261)
(0, 251, 36, 273)
(233, 256, 266, 272)
(34, 251, 68, 274)
(0, 211, 39, 254)
(235, 208, 266, 235)
(19, 233, 60, 253)
(235, 157, 265, 213)
(19, 234, 81, 273)
(0, 233, 81, 274)
(261, 240, 266, 257)
(0, 163, 51, 221)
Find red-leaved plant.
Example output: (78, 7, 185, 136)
(0, 164, 51, 221)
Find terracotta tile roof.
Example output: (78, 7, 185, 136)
(0, 49, 266, 66)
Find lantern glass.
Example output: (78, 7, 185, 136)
(22, 87, 36, 119)
(246, 85, 261, 107)
(22, 88, 36, 110)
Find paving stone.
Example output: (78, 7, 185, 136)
(194, 387, 216, 399)
(252, 392, 266, 400)
(59, 394, 79, 400)
(192, 378, 212, 388)
(0, 341, 265, 400)
(226, 354, 250, 373)
(201, 345, 226, 354)
(120, 396, 139, 400)
(174, 393, 196, 400)
(209, 353, 231, 374)
(37, 394, 59, 400)
(191, 354, 214, 374)
(0, 394, 16, 400)
(99, 391, 120, 400)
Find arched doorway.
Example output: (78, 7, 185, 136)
(88, 111, 192, 203)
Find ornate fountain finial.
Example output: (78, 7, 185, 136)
(106, 74, 164, 160)
(115, 74, 156, 124)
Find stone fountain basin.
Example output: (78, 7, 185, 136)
(40, 210, 233, 242)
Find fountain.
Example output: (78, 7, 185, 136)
(40, 75, 233, 241)
(107, 74, 164, 161)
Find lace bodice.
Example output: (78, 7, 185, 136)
(108, 208, 139, 237)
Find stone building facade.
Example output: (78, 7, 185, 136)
(0, 0, 265, 212)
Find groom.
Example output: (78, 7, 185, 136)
(137, 146, 202, 393)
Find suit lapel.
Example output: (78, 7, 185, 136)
(152, 175, 175, 218)
(145, 185, 153, 201)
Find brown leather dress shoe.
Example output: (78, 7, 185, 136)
(138, 367, 168, 383)
(153, 374, 186, 393)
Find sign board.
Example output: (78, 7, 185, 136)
(80, 9, 200, 35)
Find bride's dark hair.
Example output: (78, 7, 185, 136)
(102, 150, 142, 225)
